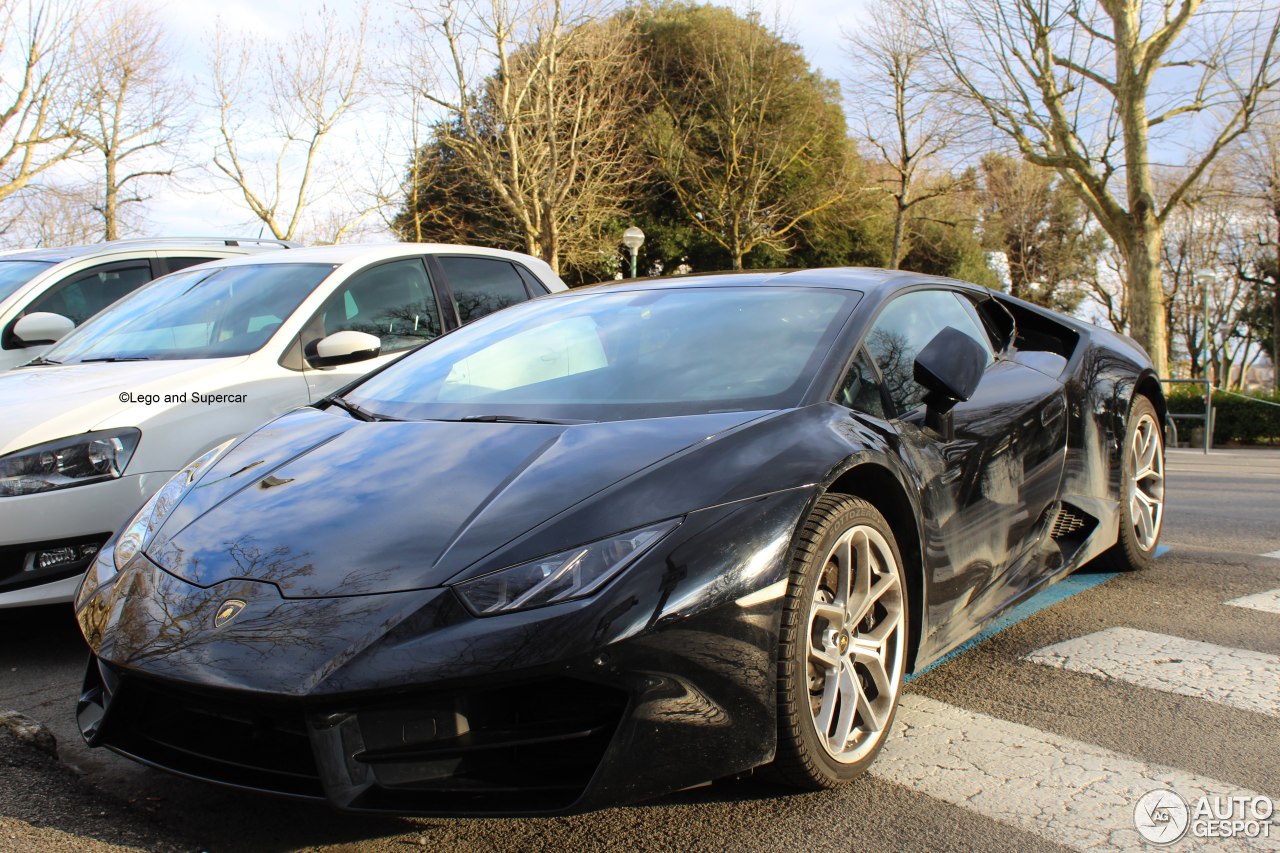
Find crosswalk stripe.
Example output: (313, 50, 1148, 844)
(1025, 627, 1280, 718)
(1227, 588, 1280, 614)
(875, 695, 1278, 852)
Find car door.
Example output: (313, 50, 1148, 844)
(856, 287, 1067, 658)
(299, 257, 446, 401)
(0, 259, 156, 357)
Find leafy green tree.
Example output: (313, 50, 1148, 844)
(634, 4, 859, 269)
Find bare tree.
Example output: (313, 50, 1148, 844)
(0, 182, 99, 246)
(207, 7, 368, 241)
(641, 6, 856, 269)
(0, 0, 88, 206)
(1083, 244, 1131, 332)
(920, 0, 1280, 375)
(845, 0, 972, 268)
(73, 1, 184, 240)
(405, 0, 643, 273)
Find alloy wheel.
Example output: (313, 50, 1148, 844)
(1127, 412, 1165, 551)
(805, 524, 905, 763)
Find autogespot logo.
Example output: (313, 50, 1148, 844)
(1134, 789, 1190, 845)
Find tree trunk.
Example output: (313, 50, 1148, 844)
(104, 158, 118, 241)
(1123, 219, 1168, 375)
(890, 199, 906, 270)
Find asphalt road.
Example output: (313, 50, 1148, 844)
(1, 447, 1277, 852)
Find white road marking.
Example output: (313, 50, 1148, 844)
(875, 695, 1277, 852)
(1261, 550, 1280, 560)
(1226, 588, 1280, 614)
(1025, 627, 1280, 718)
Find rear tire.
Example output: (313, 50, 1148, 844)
(1098, 395, 1165, 571)
(769, 494, 908, 789)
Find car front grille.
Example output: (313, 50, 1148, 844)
(101, 672, 324, 798)
(93, 662, 629, 813)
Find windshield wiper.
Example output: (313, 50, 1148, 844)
(23, 356, 61, 366)
(456, 414, 591, 425)
(327, 395, 398, 422)
(79, 356, 151, 363)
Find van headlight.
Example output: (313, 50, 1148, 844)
(112, 441, 232, 573)
(0, 429, 140, 497)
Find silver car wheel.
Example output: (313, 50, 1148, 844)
(805, 524, 905, 764)
(1127, 411, 1165, 551)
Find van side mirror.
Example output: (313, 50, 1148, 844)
(913, 326, 987, 440)
(13, 312, 75, 346)
(306, 330, 381, 368)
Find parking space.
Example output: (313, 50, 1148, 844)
(1, 449, 1277, 851)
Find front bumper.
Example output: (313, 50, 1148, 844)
(0, 472, 173, 607)
(74, 487, 812, 815)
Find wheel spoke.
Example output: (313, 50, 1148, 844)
(812, 602, 844, 627)
(849, 572, 897, 628)
(814, 668, 840, 735)
(809, 640, 840, 670)
(854, 669, 888, 732)
(830, 664, 858, 750)
(848, 530, 871, 618)
(856, 603, 903, 646)
(834, 533, 853, 607)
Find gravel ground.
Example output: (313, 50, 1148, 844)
(0, 725, 190, 852)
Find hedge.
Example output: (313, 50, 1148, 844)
(1165, 388, 1280, 446)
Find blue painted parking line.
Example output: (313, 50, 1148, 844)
(906, 546, 1172, 681)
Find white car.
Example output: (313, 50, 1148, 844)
(0, 243, 566, 607)
(0, 237, 294, 370)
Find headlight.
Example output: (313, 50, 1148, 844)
(452, 519, 680, 616)
(0, 429, 140, 497)
(112, 441, 232, 573)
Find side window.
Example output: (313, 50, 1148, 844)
(515, 264, 550, 295)
(315, 258, 442, 354)
(835, 349, 888, 418)
(161, 257, 221, 275)
(438, 256, 531, 324)
(25, 263, 153, 325)
(864, 289, 995, 415)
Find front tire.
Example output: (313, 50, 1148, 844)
(770, 494, 908, 789)
(1099, 395, 1165, 571)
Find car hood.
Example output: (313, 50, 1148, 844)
(146, 406, 774, 598)
(0, 359, 246, 453)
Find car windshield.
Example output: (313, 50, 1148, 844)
(0, 260, 55, 302)
(45, 263, 336, 363)
(344, 286, 859, 422)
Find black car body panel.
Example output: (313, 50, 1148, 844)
(76, 267, 1162, 815)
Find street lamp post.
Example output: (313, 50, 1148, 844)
(622, 226, 645, 278)
(1195, 271, 1214, 385)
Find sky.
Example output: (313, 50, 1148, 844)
(136, 0, 869, 241)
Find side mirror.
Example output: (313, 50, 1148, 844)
(13, 312, 75, 346)
(913, 326, 987, 440)
(306, 330, 381, 368)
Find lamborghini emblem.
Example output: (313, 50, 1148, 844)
(214, 599, 247, 628)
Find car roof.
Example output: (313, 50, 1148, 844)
(2, 238, 293, 263)
(569, 267, 987, 295)
(204, 242, 553, 270)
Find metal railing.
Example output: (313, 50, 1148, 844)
(1160, 377, 1213, 455)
